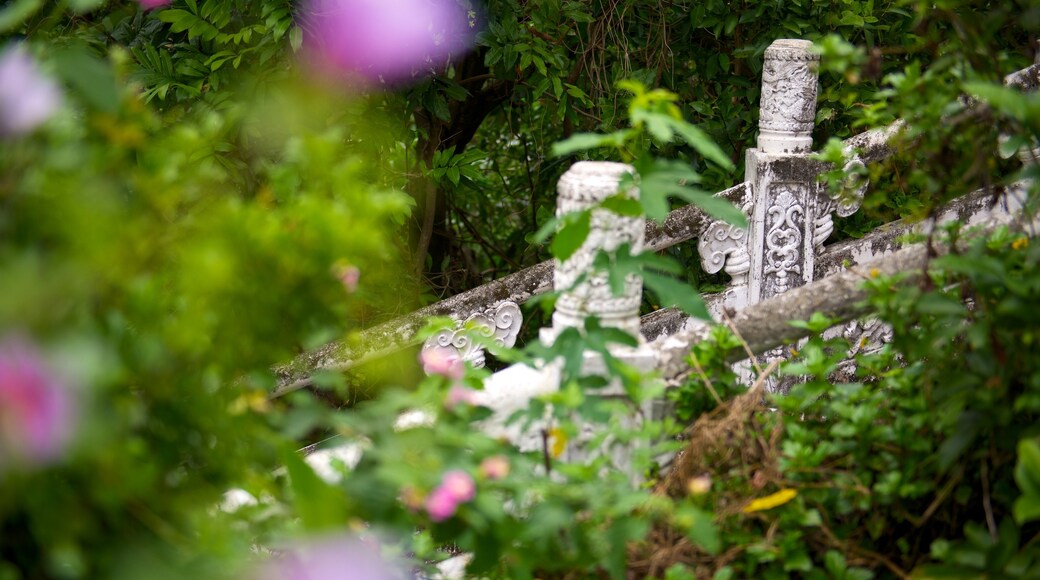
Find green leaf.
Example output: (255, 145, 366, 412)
(289, 26, 303, 52)
(669, 120, 734, 170)
(53, 46, 119, 113)
(550, 210, 591, 261)
(643, 271, 710, 319)
(675, 505, 720, 554)
(600, 194, 643, 217)
(938, 411, 982, 470)
(551, 130, 633, 156)
(0, 0, 43, 33)
(671, 188, 748, 228)
(281, 446, 349, 531)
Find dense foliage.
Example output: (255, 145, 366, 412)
(2, 0, 1040, 579)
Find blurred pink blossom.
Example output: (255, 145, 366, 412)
(441, 469, 475, 502)
(420, 346, 464, 380)
(478, 455, 509, 480)
(255, 534, 403, 580)
(445, 384, 476, 409)
(0, 336, 75, 470)
(336, 264, 360, 293)
(303, 0, 475, 84)
(0, 46, 62, 136)
(138, 0, 171, 9)
(425, 470, 474, 522)
(424, 486, 458, 522)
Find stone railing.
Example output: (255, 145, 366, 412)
(274, 40, 1040, 399)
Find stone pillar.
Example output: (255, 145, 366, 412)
(744, 39, 869, 392)
(747, 39, 827, 305)
(547, 161, 644, 340)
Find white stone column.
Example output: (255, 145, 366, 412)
(546, 161, 645, 340)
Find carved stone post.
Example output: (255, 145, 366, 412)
(545, 161, 645, 341)
(747, 39, 826, 305)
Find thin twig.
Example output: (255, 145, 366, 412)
(982, 456, 998, 539)
(723, 309, 765, 376)
(540, 428, 553, 475)
(687, 350, 722, 405)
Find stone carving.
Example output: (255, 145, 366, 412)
(813, 158, 867, 251)
(698, 221, 750, 285)
(757, 39, 820, 155)
(762, 184, 806, 297)
(842, 317, 893, 356)
(421, 301, 522, 370)
(550, 161, 644, 338)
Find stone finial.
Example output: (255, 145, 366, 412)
(550, 161, 643, 338)
(757, 39, 820, 155)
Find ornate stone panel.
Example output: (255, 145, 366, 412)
(421, 301, 522, 370)
(761, 183, 809, 299)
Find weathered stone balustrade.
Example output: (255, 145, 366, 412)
(275, 40, 1040, 403)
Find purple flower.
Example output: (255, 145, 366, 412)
(302, 0, 475, 85)
(420, 346, 464, 380)
(0, 46, 62, 137)
(138, 0, 171, 9)
(255, 534, 404, 580)
(0, 336, 75, 470)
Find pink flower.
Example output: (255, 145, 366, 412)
(0, 336, 75, 470)
(424, 486, 459, 522)
(445, 384, 476, 409)
(0, 46, 62, 136)
(420, 346, 464, 380)
(336, 264, 360, 293)
(425, 470, 474, 522)
(254, 534, 402, 580)
(478, 455, 509, 480)
(138, 0, 171, 9)
(440, 470, 475, 502)
(302, 0, 476, 85)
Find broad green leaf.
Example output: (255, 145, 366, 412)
(281, 446, 349, 531)
(53, 46, 119, 113)
(671, 188, 748, 228)
(550, 210, 591, 261)
(643, 271, 710, 319)
(551, 130, 633, 157)
(600, 194, 643, 217)
(0, 0, 42, 33)
(675, 505, 720, 554)
(670, 120, 734, 170)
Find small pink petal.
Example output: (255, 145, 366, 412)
(445, 385, 476, 409)
(138, 0, 171, 9)
(440, 470, 474, 503)
(337, 265, 360, 293)
(420, 346, 464, 379)
(478, 455, 509, 480)
(0, 335, 76, 470)
(424, 487, 459, 522)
